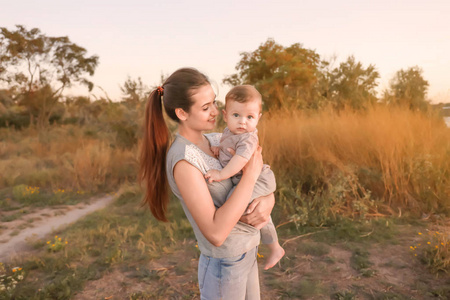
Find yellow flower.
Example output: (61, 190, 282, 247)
(435, 245, 438, 249)
(436, 231, 440, 234)
(47, 241, 50, 244)
(12, 269, 16, 272)
(58, 238, 61, 241)
(427, 242, 431, 244)
(418, 232, 422, 235)
(52, 244, 55, 247)
(55, 235, 58, 239)
(18, 268, 22, 271)
(65, 241, 68, 244)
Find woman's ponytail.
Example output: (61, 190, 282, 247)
(139, 88, 170, 222)
(139, 68, 210, 222)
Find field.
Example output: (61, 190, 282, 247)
(1, 106, 449, 299)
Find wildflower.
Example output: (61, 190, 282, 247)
(418, 232, 422, 235)
(52, 244, 55, 247)
(58, 238, 61, 241)
(65, 241, 68, 244)
(257, 252, 264, 258)
(47, 241, 50, 244)
(427, 242, 431, 244)
(435, 246, 438, 249)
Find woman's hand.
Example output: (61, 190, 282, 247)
(240, 193, 275, 229)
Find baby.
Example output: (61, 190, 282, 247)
(205, 85, 285, 270)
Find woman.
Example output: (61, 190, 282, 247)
(139, 68, 274, 299)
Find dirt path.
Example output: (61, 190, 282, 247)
(0, 195, 114, 261)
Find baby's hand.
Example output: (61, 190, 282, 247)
(210, 146, 220, 157)
(205, 169, 222, 183)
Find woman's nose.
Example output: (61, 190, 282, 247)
(211, 105, 219, 116)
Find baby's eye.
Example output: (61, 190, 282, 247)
(247, 116, 254, 120)
(233, 113, 239, 117)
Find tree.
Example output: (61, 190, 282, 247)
(384, 66, 429, 111)
(120, 76, 150, 104)
(0, 25, 99, 127)
(223, 38, 320, 110)
(319, 56, 379, 109)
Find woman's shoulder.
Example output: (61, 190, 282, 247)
(168, 134, 222, 174)
(204, 132, 222, 147)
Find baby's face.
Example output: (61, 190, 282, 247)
(223, 99, 261, 134)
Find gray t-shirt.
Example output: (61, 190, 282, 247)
(166, 133, 260, 258)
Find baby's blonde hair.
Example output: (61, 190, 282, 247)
(225, 85, 262, 110)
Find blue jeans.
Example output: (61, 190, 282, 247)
(198, 246, 260, 300)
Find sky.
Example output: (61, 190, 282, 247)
(2, 0, 450, 103)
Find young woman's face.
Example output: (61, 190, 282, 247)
(183, 84, 218, 131)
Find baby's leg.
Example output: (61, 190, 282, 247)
(260, 217, 285, 270)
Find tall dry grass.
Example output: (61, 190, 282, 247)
(260, 106, 450, 224)
(0, 124, 138, 194)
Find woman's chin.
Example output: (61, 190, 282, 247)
(206, 121, 216, 129)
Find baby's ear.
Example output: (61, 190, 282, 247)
(222, 109, 227, 122)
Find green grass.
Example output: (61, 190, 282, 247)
(1, 213, 21, 222)
(2, 186, 449, 299)
(4, 190, 194, 299)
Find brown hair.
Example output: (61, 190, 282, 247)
(225, 85, 262, 109)
(139, 68, 209, 221)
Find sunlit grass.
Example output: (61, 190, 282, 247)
(260, 105, 450, 225)
(0, 124, 138, 201)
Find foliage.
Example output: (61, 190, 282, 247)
(383, 66, 430, 111)
(120, 76, 150, 103)
(0, 25, 98, 127)
(47, 235, 68, 253)
(0, 263, 25, 298)
(12, 184, 40, 204)
(223, 38, 320, 110)
(319, 56, 379, 110)
(411, 229, 450, 275)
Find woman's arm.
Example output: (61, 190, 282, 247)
(174, 147, 263, 247)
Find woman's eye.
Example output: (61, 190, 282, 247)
(203, 107, 209, 111)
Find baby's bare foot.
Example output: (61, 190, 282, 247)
(264, 244, 285, 270)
